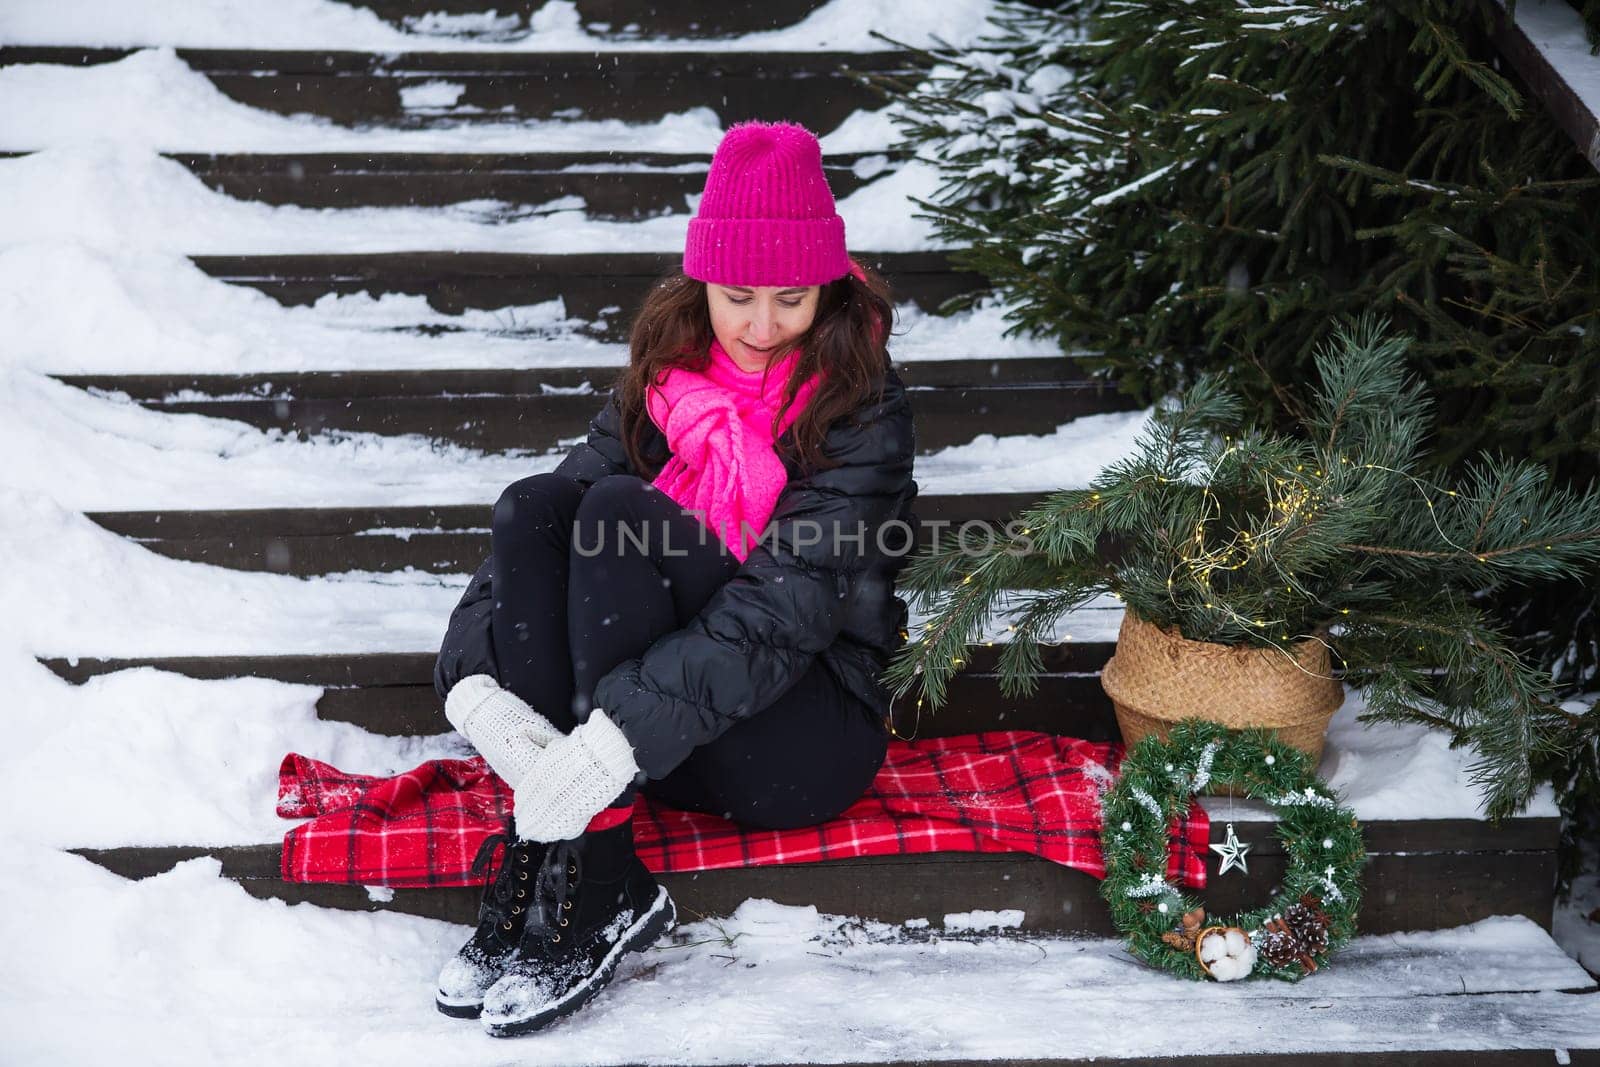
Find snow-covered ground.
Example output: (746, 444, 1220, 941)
(2, 863, 1596, 1065)
(1, 1, 1596, 1059)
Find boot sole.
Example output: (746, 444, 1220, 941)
(434, 994, 486, 1019)
(482, 885, 676, 1038)
(436, 954, 518, 1019)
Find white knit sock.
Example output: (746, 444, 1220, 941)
(444, 674, 563, 786)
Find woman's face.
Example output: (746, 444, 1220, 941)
(707, 284, 821, 372)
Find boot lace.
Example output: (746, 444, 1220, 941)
(532, 839, 582, 944)
(470, 826, 533, 939)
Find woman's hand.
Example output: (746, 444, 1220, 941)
(512, 711, 641, 842)
(444, 675, 563, 786)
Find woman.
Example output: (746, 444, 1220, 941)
(431, 120, 917, 1038)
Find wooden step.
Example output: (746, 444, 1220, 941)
(1491, 0, 1600, 175)
(358, 0, 830, 39)
(0, 47, 914, 130)
(181, 251, 988, 332)
(83, 492, 1051, 576)
(57, 356, 1132, 455)
(169, 150, 901, 216)
(69, 811, 1562, 938)
(37, 641, 1122, 740)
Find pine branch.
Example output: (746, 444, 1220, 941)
(1349, 603, 1568, 818)
(1341, 529, 1600, 562)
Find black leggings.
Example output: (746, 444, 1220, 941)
(489, 472, 888, 830)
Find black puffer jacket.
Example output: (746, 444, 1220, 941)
(434, 365, 918, 779)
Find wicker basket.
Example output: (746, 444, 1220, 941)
(1100, 610, 1343, 763)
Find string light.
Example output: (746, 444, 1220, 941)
(911, 426, 1517, 706)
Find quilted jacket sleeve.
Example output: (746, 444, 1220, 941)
(592, 374, 916, 779)
(433, 554, 497, 702)
(553, 391, 643, 489)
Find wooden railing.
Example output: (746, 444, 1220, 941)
(1491, 0, 1600, 171)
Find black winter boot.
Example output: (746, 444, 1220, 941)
(479, 817, 674, 1037)
(435, 827, 548, 1018)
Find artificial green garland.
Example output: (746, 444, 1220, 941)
(1100, 720, 1366, 981)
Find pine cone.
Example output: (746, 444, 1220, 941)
(1258, 910, 1324, 974)
(1284, 899, 1331, 955)
(1298, 893, 1331, 926)
(1257, 924, 1301, 969)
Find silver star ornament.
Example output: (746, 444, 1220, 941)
(1209, 821, 1252, 876)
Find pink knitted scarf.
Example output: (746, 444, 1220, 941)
(645, 339, 821, 560)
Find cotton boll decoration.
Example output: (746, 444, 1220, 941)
(1195, 926, 1256, 982)
(1208, 955, 1241, 982)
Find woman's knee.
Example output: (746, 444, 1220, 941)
(573, 474, 654, 523)
(572, 475, 666, 559)
(492, 473, 583, 546)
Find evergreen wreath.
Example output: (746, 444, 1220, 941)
(1100, 719, 1364, 981)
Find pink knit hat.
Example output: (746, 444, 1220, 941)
(683, 120, 851, 287)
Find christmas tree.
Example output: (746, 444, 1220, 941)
(878, 0, 1599, 472)
(1577, 0, 1600, 48)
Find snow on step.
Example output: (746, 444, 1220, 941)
(1499, 0, 1600, 170)
(167, 150, 899, 216)
(0, 48, 719, 153)
(1, 358, 1146, 508)
(0, 480, 1126, 661)
(5, 845, 1594, 1064)
(1, 247, 1056, 375)
(5, 48, 909, 137)
(0, 0, 1003, 53)
(0, 144, 941, 253)
(0, 47, 909, 154)
(50, 363, 1126, 463)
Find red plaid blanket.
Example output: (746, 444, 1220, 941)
(278, 732, 1209, 889)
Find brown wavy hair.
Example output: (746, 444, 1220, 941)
(616, 260, 894, 478)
